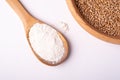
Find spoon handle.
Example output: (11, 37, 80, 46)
(6, 0, 35, 26)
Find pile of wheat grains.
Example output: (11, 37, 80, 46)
(75, 0, 120, 38)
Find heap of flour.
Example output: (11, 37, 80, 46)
(29, 23, 65, 64)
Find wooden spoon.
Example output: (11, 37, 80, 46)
(66, 0, 120, 44)
(6, 0, 68, 66)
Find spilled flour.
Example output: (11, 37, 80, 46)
(58, 21, 69, 33)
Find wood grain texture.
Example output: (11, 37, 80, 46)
(66, 0, 120, 44)
(6, 0, 39, 35)
(6, 0, 69, 66)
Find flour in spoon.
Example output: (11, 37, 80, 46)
(29, 23, 65, 64)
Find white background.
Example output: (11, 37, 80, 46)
(0, 0, 120, 80)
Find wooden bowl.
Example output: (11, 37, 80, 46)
(66, 0, 120, 44)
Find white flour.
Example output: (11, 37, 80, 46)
(58, 21, 69, 33)
(29, 23, 65, 64)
